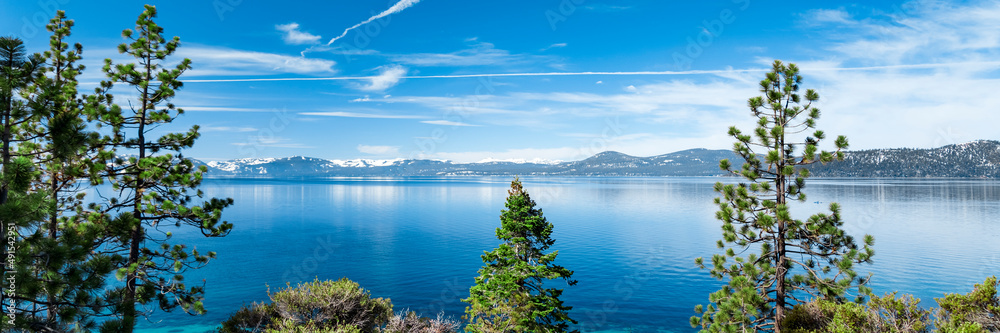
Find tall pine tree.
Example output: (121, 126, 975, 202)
(3, 11, 119, 331)
(691, 60, 875, 332)
(92, 5, 233, 331)
(464, 178, 576, 333)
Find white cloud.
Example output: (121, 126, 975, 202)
(421, 120, 480, 127)
(807, 1, 1000, 65)
(583, 4, 633, 12)
(350, 96, 372, 102)
(413, 133, 732, 164)
(356, 65, 407, 91)
(388, 41, 560, 67)
(595, 80, 603, 84)
(792, 0, 1000, 149)
(200, 126, 258, 132)
(804, 8, 852, 24)
(326, 0, 424, 45)
(231, 136, 313, 149)
(298, 111, 425, 119)
(182, 106, 276, 112)
(540, 43, 567, 51)
(357, 144, 401, 155)
(178, 46, 337, 76)
(276, 22, 321, 45)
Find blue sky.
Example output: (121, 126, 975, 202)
(3, 0, 999, 162)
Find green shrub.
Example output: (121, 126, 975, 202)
(219, 278, 392, 333)
(934, 276, 998, 333)
(781, 292, 930, 332)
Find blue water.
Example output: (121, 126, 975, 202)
(133, 177, 1000, 332)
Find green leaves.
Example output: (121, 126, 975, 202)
(464, 178, 576, 333)
(76, 6, 235, 331)
(694, 60, 873, 332)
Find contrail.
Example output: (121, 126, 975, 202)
(326, 0, 423, 45)
(182, 61, 1000, 83)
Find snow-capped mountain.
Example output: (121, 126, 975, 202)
(808, 140, 1000, 178)
(198, 141, 1000, 178)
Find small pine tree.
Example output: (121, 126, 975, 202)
(464, 178, 577, 333)
(691, 60, 875, 332)
(92, 5, 234, 331)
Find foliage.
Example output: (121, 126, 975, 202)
(0, 11, 120, 331)
(85, 5, 233, 331)
(219, 278, 396, 333)
(781, 292, 931, 333)
(934, 276, 999, 332)
(464, 178, 577, 333)
(381, 311, 461, 333)
(692, 60, 875, 332)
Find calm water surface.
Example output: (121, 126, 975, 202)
(135, 177, 1000, 332)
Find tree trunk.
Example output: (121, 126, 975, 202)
(774, 106, 788, 333)
(123, 51, 152, 333)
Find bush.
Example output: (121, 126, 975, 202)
(781, 292, 931, 332)
(219, 278, 392, 333)
(934, 276, 998, 333)
(219, 278, 460, 333)
(381, 310, 461, 333)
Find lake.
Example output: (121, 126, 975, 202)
(135, 177, 1000, 332)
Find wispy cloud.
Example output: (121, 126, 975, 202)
(178, 46, 337, 76)
(805, 1, 1000, 65)
(200, 126, 258, 132)
(326, 0, 423, 45)
(182, 106, 276, 112)
(388, 41, 560, 67)
(583, 4, 633, 12)
(231, 137, 314, 149)
(298, 111, 426, 119)
(357, 144, 401, 155)
(793, 0, 1000, 148)
(355, 65, 407, 91)
(540, 43, 567, 52)
(276, 22, 321, 45)
(803, 8, 852, 24)
(420, 120, 480, 127)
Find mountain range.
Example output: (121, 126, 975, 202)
(199, 140, 1000, 178)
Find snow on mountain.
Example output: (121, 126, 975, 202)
(206, 158, 276, 172)
(474, 157, 563, 165)
(327, 158, 405, 167)
(198, 141, 1000, 178)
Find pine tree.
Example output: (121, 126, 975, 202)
(92, 5, 234, 331)
(0, 36, 43, 204)
(2, 11, 119, 331)
(464, 178, 576, 333)
(0, 33, 44, 303)
(691, 60, 875, 332)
